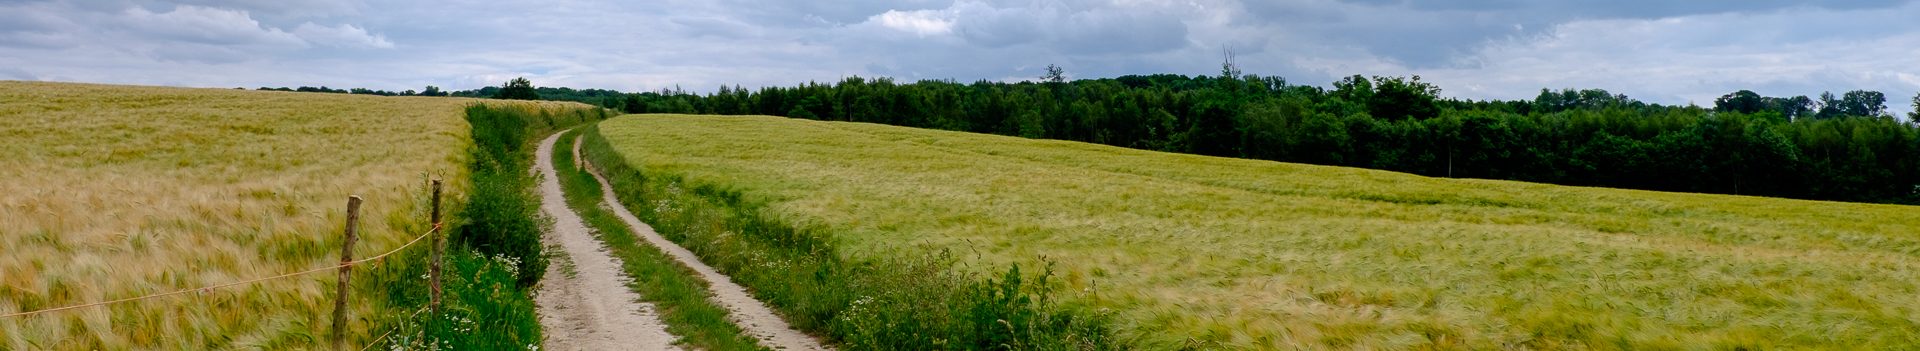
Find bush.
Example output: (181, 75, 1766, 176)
(456, 171, 546, 288)
(454, 103, 608, 288)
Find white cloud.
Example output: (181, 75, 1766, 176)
(871, 9, 954, 37)
(292, 22, 393, 48)
(118, 5, 304, 47)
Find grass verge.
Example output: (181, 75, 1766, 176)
(580, 118, 1118, 350)
(363, 102, 611, 349)
(551, 127, 767, 350)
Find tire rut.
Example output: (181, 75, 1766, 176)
(534, 131, 681, 351)
(572, 133, 831, 351)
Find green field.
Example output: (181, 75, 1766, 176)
(592, 114, 1920, 349)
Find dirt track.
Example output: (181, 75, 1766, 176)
(534, 132, 680, 351)
(572, 134, 830, 351)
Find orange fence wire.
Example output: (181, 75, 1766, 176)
(0, 223, 443, 319)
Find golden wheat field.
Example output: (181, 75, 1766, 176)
(0, 81, 567, 349)
(598, 115, 1920, 350)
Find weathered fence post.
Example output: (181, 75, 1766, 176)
(429, 179, 444, 313)
(333, 195, 362, 351)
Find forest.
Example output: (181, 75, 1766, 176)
(571, 66, 1920, 205)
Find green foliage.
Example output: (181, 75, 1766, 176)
(1364, 75, 1441, 121)
(456, 103, 609, 288)
(1814, 90, 1889, 119)
(495, 77, 542, 100)
(457, 171, 546, 288)
(362, 102, 610, 350)
(1910, 92, 1920, 123)
(1531, 88, 1639, 113)
(580, 128, 1118, 350)
(456, 104, 547, 288)
(373, 249, 543, 350)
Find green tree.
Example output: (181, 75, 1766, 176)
(1817, 90, 1889, 118)
(1842, 90, 1889, 117)
(1714, 90, 1765, 114)
(1777, 95, 1814, 120)
(1367, 75, 1441, 121)
(1910, 92, 1920, 123)
(495, 77, 540, 100)
(1042, 64, 1066, 84)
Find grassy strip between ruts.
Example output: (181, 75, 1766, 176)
(551, 127, 768, 350)
(580, 119, 1119, 350)
(365, 102, 611, 349)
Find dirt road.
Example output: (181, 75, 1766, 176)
(572, 134, 830, 351)
(534, 132, 680, 351)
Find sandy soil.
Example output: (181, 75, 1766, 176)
(534, 132, 681, 351)
(574, 134, 831, 351)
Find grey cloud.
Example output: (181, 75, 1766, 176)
(1054, 6, 1190, 55)
(0, 0, 1913, 117)
(0, 67, 34, 80)
(145, 41, 254, 63)
(725, 0, 951, 25)
(952, 4, 1043, 47)
(0, 31, 78, 49)
(0, 3, 76, 32)
(943, 1, 1190, 54)
(0, 3, 83, 48)
(1252, 0, 1915, 68)
(669, 16, 763, 39)
(1403, 3, 1920, 113)
(1356, 0, 1908, 18)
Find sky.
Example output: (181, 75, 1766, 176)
(3, 0, 1919, 113)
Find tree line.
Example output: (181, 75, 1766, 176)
(250, 77, 551, 99)
(555, 68, 1920, 205)
(254, 85, 451, 96)
(269, 72, 1920, 204)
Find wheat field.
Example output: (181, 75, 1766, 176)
(0, 81, 570, 349)
(597, 114, 1920, 350)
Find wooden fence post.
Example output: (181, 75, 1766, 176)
(333, 195, 362, 351)
(429, 179, 444, 313)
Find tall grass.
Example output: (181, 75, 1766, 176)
(0, 82, 474, 349)
(0, 81, 605, 349)
(589, 114, 1920, 350)
(456, 102, 608, 288)
(581, 121, 1117, 350)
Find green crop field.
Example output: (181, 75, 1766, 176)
(593, 114, 1920, 350)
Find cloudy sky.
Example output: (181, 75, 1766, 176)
(4, 0, 1918, 112)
